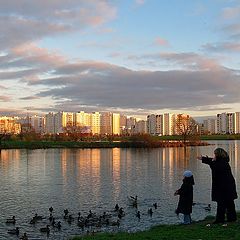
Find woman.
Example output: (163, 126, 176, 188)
(198, 148, 237, 224)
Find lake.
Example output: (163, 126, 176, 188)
(0, 140, 240, 239)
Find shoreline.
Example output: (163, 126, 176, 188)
(71, 214, 240, 240)
(0, 140, 209, 150)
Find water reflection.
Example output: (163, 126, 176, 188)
(0, 141, 240, 239)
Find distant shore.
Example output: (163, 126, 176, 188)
(0, 134, 239, 150)
(0, 140, 209, 150)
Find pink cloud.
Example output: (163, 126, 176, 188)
(222, 6, 240, 19)
(12, 43, 67, 67)
(154, 37, 169, 46)
(0, 1, 117, 50)
(0, 96, 11, 102)
(135, 0, 145, 5)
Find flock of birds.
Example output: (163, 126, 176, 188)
(4, 196, 212, 239)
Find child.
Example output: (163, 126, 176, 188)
(174, 170, 195, 224)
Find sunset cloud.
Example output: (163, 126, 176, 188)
(127, 52, 221, 71)
(135, 0, 145, 5)
(0, 96, 11, 102)
(154, 37, 169, 46)
(0, 1, 116, 50)
(16, 57, 238, 113)
(222, 6, 240, 19)
(202, 42, 240, 52)
(221, 23, 240, 39)
(0, 1, 240, 117)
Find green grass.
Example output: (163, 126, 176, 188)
(71, 215, 240, 240)
(158, 134, 240, 141)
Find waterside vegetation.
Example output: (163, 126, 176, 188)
(0, 133, 208, 149)
(1, 133, 240, 150)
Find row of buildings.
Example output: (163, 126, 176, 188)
(1, 111, 240, 136)
(203, 112, 240, 134)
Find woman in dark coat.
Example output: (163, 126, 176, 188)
(174, 170, 195, 224)
(198, 148, 237, 224)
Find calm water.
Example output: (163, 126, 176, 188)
(0, 140, 240, 239)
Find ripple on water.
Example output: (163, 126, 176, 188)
(0, 145, 237, 239)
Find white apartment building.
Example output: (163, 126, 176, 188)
(45, 112, 55, 134)
(30, 115, 45, 133)
(163, 113, 175, 136)
(64, 112, 74, 128)
(217, 113, 227, 134)
(134, 120, 147, 134)
(91, 112, 101, 134)
(235, 112, 240, 134)
(112, 113, 120, 135)
(203, 118, 217, 134)
(217, 112, 235, 134)
(147, 113, 175, 136)
(227, 113, 235, 134)
(74, 111, 91, 127)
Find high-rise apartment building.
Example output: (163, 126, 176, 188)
(203, 118, 217, 134)
(100, 112, 112, 135)
(91, 112, 101, 134)
(235, 112, 240, 134)
(30, 115, 45, 133)
(217, 112, 235, 134)
(147, 113, 175, 136)
(74, 111, 91, 127)
(227, 113, 235, 134)
(45, 112, 55, 134)
(65, 112, 74, 128)
(164, 113, 175, 135)
(156, 114, 164, 136)
(0, 116, 21, 134)
(120, 114, 127, 128)
(126, 117, 136, 129)
(134, 120, 147, 134)
(112, 113, 120, 135)
(54, 111, 65, 133)
(147, 114, 156, 135)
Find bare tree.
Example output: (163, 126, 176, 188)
(175, 114, 198, 145)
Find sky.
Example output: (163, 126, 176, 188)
(1, 0, 240, 120)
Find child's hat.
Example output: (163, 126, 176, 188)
(183, 170, 193, 177)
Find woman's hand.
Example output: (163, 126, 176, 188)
(174, 190, 179, 196)
(197, 155, 203, 160)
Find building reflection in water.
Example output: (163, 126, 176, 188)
(0, 149, 20, 171)
(60, 148, 101, 196)
(0, 142, 240, 215)
(112, 148, 121, 198)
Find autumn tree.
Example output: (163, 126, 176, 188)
(175, 114, 199, 145)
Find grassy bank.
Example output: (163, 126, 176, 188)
(158, 134, 240, 141)
(71, 215, 240, 240)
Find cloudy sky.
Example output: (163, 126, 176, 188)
(1, 0, 240, 119)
